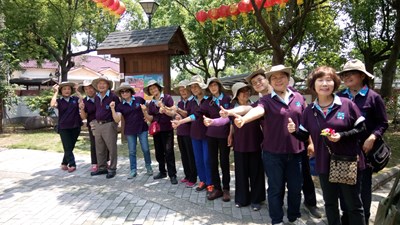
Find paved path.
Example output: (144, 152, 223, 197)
(0, 148, 397, 225)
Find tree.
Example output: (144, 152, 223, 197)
(0, 0, 121, 81)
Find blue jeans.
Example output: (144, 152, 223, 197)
(126, 131, 151, 172)
(192, 138, 212, 185)
(263, 151, 303, 224)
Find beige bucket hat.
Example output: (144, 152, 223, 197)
(187, 75, 207, 89)
(245, 68, 267, 83)
(173, 79, 190, 94)
(58, 81, 76, 95)
(337, 59, 374, 79)
(206, 77, 229, 93)
(231, 82, 251, 102)
(144, 80, 163, 96)
(265, 65, 292, 81)
(115, 82, 135, 97)
(77, 80, 94, 93)
(91, 76, 113, 90)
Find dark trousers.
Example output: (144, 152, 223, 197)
(154, 130, 176, 178)
(177, 135, 197, 183)
(234, 151, 265, 206)
(88, 125, 97, 165)
(59, 127, 81, 167)
(207, 136, 230, 190)
(341, 167, 372, 225)
(319, 172, 365, 225)
(301, 150, 317, 206)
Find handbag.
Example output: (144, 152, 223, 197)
(149, 121, 160, 136)
(375, 172, 400, 225)
(367, 138, 391, 173)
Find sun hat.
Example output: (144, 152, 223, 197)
(337, 59, 374, 79)
(58, 81, 76, 95)
(173, 79, 190, 94)
(187, 75, 207, 89)
(115, 82, 135, 97)
(231, 82, 251, 102)
(77, 80, 94, 93)
(265, 65, 292, 81)
(245, 68, 267, 84)
(144, 80, 163, 96)
(91, 76, 113, 90)
(206, 77, 229, 93)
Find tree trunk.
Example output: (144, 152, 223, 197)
(363, 56, 376, 88)
(0, 99, 3, 133)
(272, 48, 285, 65)
(380, 2, 400, 98)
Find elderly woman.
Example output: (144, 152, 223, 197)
(233, 65, 306, 225)
(288, 66, 367, 225)
(337, 59, 388, 225)
(110, 83, 153, 179)
(50, 81, 82, 173)
(142, 80, 177, 184)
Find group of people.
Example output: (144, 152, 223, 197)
(50, 59, 388, 225)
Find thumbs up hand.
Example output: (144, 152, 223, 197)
(233, 113, 245, 128)
(287, 117, 296, 133)
(219, 106, 230, 118)
(203, 115, 213, 127)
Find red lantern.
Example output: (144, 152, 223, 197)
(207, 8, 219, 24)
(218, 5, 230, 21)
(102, 0, 114, 8)
(264, 0, 273, 12)
(238, 0, 251, 14)
(255, 0, 263, 9)
(229, 3, 240, 21)
(195, 10, 208, 26)
(109, 0, 120, 11)
(115, 1, 126, 17)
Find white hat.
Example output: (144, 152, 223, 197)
(265, 65, 292, 81)
(144, 80, 163, 96)
(173, 79, 190, 94)
(91, 76, 113, 90)
(337, 59, 374, 79)
(58, 81, 76, 95)
(231, 82, 251, 102)
(187, 75, 207, 89)
(115, 82, 135, 97)
(206, 77, 229, 92)
(77, 80, 94, 93)
(245, 68, 267, 83)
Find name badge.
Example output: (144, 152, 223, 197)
(106, 105, 110, 110)
(224, 103, 229, 109)
(336, 112, 345, 120)
(295, 101, 301, 107)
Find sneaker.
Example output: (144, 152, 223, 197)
(222, 190, 231, 202)
(304, 203, 322, 218)
(145, 165, 153, 176)
(195, 182, 207, 192)
(289, 219, 306, 225)
(90, 170, 108, 176)
(235, 203, 242, 208)
(185, 182, 196, 188)
(91, 164, 98, 172)
(180, 178, 189, 183)
(153, 172, 167, 179)
(106, 171, 116, 179)
(60, 165, 68, 171)
(207, 189, 223, 200)
(67, 167, 76, 173)
(128, 170, 137, 179)
(170, 176, 178, 185)
(251, 203, 261, 211)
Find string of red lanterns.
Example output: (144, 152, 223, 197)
(195, 0, 300, 26)
(91, 0, 126, 18)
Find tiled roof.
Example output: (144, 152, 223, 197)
(20, 60, 58, 69)
(97, 26, 184, 50)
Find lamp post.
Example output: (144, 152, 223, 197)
(139, 0, 159, 28)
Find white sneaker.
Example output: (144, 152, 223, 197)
(289, 219, 306, 225)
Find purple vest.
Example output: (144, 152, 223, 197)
(57, 96, 82, 129)
(148, 94, 174, 132)
(176, 100, 191, 136)
(83, 97, 96, 126)
(95, 91, 121, 121)
(200, 94, 231, 138)
(116, 96, 148, 135)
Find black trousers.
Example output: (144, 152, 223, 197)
(301, 150, 317, 206)
(88, 125, 97, 165)
(153, 130, 177, 178)
(177, 135, 197, 183)
(59, 127, 81, 167)
(207, 136, 230, 190)
(234, 151, 266, 206)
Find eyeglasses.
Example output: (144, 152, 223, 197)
(120, 90, 131, 94)
(251, 77, 266, 86)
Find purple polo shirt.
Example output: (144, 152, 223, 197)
(300, 95, 366, 174)
(176, 97, 192, 136)
(199, 93, 232, 138)
(188, 97, 208, 140)
(83, 97, 96, 126)
(258, 90, 305, 154)
(337, 86, 388, 142)
(148, 94, 173, 131)
(116, 96, 148, 135)
(57, 96, 83, 129)
(95, 90, 120, 121)
(231, 104, 263, 153)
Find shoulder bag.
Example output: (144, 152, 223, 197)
(367, 137, 391, 173)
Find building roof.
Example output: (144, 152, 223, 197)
(10, 78, 58, 86)
(73, 55, 119, 72)
(20, 60, 58, 69)
(97, 26, 190, 55)
(219, 73, 250, 87)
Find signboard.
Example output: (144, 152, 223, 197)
(125, 74, 163, 100)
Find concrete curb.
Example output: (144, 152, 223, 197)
(372, 165, 400, 191)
